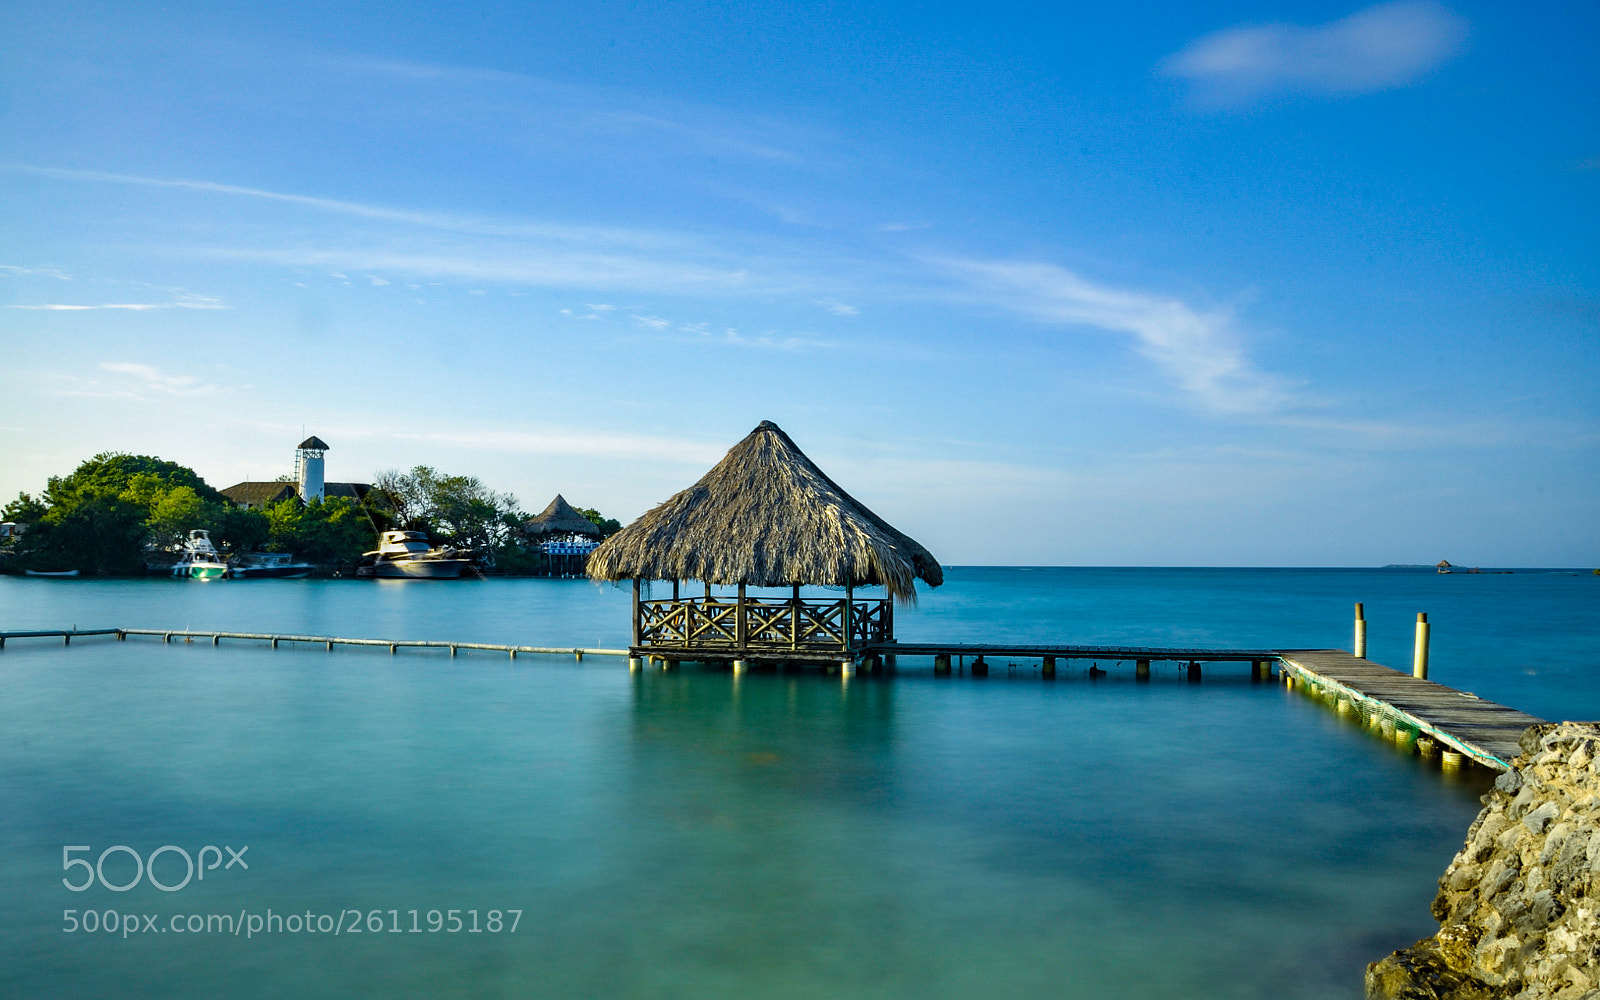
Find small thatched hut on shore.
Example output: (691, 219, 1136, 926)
(522, 494, 602, 538)
(587, 420, 942, 670)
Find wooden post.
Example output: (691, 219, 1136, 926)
(1354, 602, 1367, 659)
(1136, 658, 1150, 681)
(672, 579, 679, 600)
(788, 583, 800, 649)
(843, 582, 854, 654)
(934, 653, 951, 675)
(883, 593, 894, 643)
(1413, 612, 1430, 679)
(736, 582, 747, 652)
(631, 578, 641, 648)
(1187, 661, 1201, 682)
(1042, 655, 1056, 679)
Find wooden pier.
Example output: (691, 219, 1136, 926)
(1277, 649, 1545, 771)
(0, 627, 628, 661)
(1, 627, 1549, 772)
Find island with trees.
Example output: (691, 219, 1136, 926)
(0, 452, 620, 577)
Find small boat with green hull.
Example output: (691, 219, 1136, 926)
(172, 530, 228, 581)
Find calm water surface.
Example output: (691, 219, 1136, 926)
(2, 568, 1595, 998)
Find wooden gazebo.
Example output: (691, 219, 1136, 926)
(586, 420, 942, 671)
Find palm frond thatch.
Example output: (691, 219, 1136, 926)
(586, 420, 942, 603)
(523, 494, 602, 537)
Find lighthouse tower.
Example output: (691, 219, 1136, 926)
(295, 436, 328, 502)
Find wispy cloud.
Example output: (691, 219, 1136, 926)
(318, 55, 813, 166)
(941, 258, 1297, 414)
(381, 426, 726, 466)
(0, 264, 71, 280)
(4, 165, 714, 251)
(51, 362, 232, 401)
(1161, 1, 1469, 106)
(9, 294, 226, 311)
(817, 297, 859, 317)
(214, 245, 753, 295)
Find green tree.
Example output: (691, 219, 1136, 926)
(44, 453, 225, 513)
(11, 498, 148, 574)
(145, 485, 207, 550)
(2, 492, 48, 525)
(574, 507, 623, 539)
(372, 466, 520, 564)
(294, 498, 376, 565)
(8, 453, 264, 574)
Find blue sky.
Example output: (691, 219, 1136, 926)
(2, 1, 1595, 566)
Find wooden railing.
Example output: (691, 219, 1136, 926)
(636, 596, 891, 654)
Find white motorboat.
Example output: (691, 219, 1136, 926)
(172, 529, 228, 581)
(356, 531, 469, 579)
(228, 551, 314, 580)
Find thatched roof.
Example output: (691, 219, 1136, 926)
(586, 420, 942, 602)
(524, 494, 602, 537)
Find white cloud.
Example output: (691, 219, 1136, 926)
(0, 264, 71, 280)
(368, 275, 390, 286)
(1162, 1, 1468, 105)
(51, 362, 231, 401)
(380, 426, 726, 466)
(817, 297, 859, 317)
(941, 258, 1297, 414)
(8, 295, 226, 311)
(631, 314, 671, 329)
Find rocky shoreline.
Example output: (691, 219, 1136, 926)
(1367, 722, 1600, 1000)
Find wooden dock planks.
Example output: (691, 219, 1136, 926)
(1277, 649, 1545, 770)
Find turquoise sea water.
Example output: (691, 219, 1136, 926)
(2, 568, 1596, 998)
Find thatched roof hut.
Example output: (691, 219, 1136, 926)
(587, 420, 942, 603)
(523, 494, 602, 538)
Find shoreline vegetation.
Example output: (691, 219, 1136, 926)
(0, 452, 620, 577)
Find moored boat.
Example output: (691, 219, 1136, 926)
(228, 551, 314, 580)
(356, 531, 469, 579)
(23, 568, 80, 577)
(172, 529, 228, 581)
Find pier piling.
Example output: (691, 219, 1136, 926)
(1354, 603, 1367, 659)
(1413, 613, 1430, 680)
